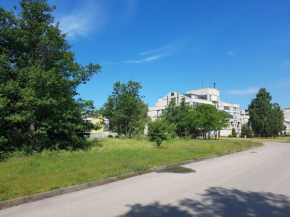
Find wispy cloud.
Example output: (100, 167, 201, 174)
(139, 41, 184, 56)
(58, 1, 108, 39)
(103, 41, 184, 64)
(227, 50, 233, 55)
(121, 41, 184, 64)
(125, 55, 163, 64)
(281, 61, 290, 69)
(228, 88, 259, 95)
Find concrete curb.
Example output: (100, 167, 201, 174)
(0, 144, 263, 210)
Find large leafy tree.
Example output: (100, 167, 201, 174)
(248, 88, 284, 137)
(161, 98, 192, 137)
(270, 103, 284, 137)
(0, 0, 100, 157)
(100, 80, 148, 136)
(195, 104, 225, 139)
(213, 111, 230, 139)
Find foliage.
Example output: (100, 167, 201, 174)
(100, 80, 148, 136)
(249, 88, 284, 137)
(161, 99, 230, 139)
(213, 111, 230, 139)
(195, 104, 230, 139)
(240, 124, 253, 138)
(147, 119, 175, 146)
(108, 135, 113, 138)
(231, 128, 237, 137)
(0, 0, 100, 159)
(115, 135, 120, 138)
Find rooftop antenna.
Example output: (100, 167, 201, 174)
(214, 82, 216, 89)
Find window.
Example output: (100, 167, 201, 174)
(224, 106, 230, 110)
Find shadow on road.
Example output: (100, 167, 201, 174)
(118, 187, 290, 217)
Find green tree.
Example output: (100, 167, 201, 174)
(249, 88, 284, 137)
(148, 119, 175, 147)
(161, 98, 191, 137)
(213, 111, 230, 139)
(0, 0, 100, 158)
(270, 103, 284, 137)
(195, 104, 219, 139)
(241, 124, 253, 138)
(100, 81, 148, 136)
(231, 128, 237, 137)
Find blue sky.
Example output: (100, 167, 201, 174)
(2, 0, 290, 109)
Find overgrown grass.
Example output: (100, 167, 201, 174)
(221, 136, 290, 143)
(0, 138, 261, 202)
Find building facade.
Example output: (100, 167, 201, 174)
(284, 107, 290, 135)
(148, 88, 241, 136)
(240, 109, 250, 125)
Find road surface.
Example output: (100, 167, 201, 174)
(1, 142, 290, 217)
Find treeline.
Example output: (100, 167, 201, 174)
(148, 99, 230, 146)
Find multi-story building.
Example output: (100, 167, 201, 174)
(240, 109, 250, 125)
(148, 88, 241, 136)
(284, 107, 290, 135)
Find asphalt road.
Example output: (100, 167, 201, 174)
(1, 142, 290, 217)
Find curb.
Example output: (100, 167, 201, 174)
(0, 144, 263, 210)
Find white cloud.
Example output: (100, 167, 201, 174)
(228, 88, 259, 95)
(227, 50, 233, 55)
(58, 1, 107, 39)
(139, 41, 184, 56)
(125, 55, 162, 64)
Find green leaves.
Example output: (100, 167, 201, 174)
(148, 119, 174, 147)
(100, 80, 148, 136)
(161, 101, 230, 140)
(0, 0, 100, 159)
(249, 88, 284, 137)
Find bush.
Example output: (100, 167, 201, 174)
(115, 135, 120, 138)
(148, 119, 174, 147)
(231, 128, 237, 137)
(240, 124, 254, 138)
(228, 134, 233, 138)
(108, 135, 113, 138)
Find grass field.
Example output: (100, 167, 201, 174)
(0, 138, 262, 202)
(221, 136, 290, 143)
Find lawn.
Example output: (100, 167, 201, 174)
(221, 136, 290, 143)
(0, 138, 261, 202)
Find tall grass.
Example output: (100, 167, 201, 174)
(0, 138, 260, 202)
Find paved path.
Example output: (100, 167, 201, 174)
(1, 142, 290, 217)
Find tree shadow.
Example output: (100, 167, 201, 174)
(118, 187, 290, 217)
(118, 202, 192, 217)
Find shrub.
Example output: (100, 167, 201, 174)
(115, 135, 120, 138)
(228, 134, 233, 138)
(108, 135, 113, 138)
(241, 124, 254, 138)
(148, 119, 174, 147)
(231, 128, 237, 137)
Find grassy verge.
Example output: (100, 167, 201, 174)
(220, 136, 290, 143)
(0, 138, 261, 202)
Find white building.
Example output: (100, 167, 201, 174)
(284, 107, 290, 135)
(240, 109, 250, 125)
(148, 88, 241, 136)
